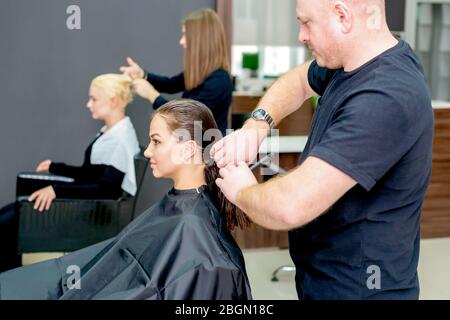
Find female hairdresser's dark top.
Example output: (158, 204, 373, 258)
(146, 69, 233, 136)
(290, 40, 434, 300)
(48, 134, 125, 199)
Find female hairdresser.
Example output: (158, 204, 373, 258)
(120, 8, 232, 137)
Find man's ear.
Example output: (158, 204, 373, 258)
(334, 1, 353, 34)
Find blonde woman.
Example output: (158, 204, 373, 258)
(0, 74, 140, 272)
(121, 8, 232, 136)
(31, 74, 140, 207)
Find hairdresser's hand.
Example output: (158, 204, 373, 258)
(210, 127, 267, 168)
(120, 57, 145, 80)
(215, 162, 258, 205)
(132, 79, 160, 103)
(36, 160, 52, 173)
(28, 186, 56, 212)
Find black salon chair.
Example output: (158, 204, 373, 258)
(15, 148, 148, 253)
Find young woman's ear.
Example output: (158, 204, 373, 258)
(183, 140, 198, 162)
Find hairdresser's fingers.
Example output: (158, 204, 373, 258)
(127, 57, 137, 67)
(128, 57, 144, 77)
(237, 161, 248, 169)
(213, 148, 227, 167)
(234, 147, 243, 165)
(215, 177, 224, 189)
(220, 148, 238, 169)
(218, 167, 228, 178)
(210, 138, 225, 158)
(220, 134, 240, 167)
(120, 66, 129, 74)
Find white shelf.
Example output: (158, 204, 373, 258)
(259, 136, 308, 154)
(432, 100, 450, 109)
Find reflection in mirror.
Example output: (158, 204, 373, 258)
(231, 0, 311, 93)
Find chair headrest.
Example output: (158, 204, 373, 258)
(133, 146, 149, 198)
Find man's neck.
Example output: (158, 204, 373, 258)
(343, 31, 399, 72)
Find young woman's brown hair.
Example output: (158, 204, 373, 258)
(154, 99, 250, 231)
(183, 8, 231, 91)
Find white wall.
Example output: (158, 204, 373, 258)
(233, 0, 298, 46)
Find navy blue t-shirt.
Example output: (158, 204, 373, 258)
(289, 40, 434, 300)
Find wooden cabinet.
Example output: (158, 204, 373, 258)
(231, 95, 315, 136)
(421, 107, 450, 238)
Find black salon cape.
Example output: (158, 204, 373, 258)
(0, 187, 252, 300)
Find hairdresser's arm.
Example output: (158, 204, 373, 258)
(145, 72, 185, 94)
(143, 73, 186, 109)
(210, 61, 315, 167)
(132, 79, 161, 103)
(121, 56, 178, 107)
(133, 74, 186, 109)
(216, 157, 356, 231)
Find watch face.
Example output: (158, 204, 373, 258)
(253, 109, 265, 119)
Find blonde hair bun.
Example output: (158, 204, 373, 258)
(91, 73, 134, 106)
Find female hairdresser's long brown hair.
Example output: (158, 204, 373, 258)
(153, 99, 250, 231)
(183, 8, 231, 91)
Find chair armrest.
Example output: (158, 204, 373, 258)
(17, 172, 74, 183)
(16, 172, 74, 198)
(17, 197, 121, 204)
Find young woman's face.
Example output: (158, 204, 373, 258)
(179, 25, 187, 49)
(86, 85, 114, 121)
(144, 115, 186, 179)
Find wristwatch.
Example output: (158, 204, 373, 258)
(251, 108, 275, 129)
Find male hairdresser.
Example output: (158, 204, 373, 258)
(211, 0, 433, 299)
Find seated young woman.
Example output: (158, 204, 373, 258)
(0, 99, 252, 300)
(0, 74, 140, 272)
(29, 73, 140, 207)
